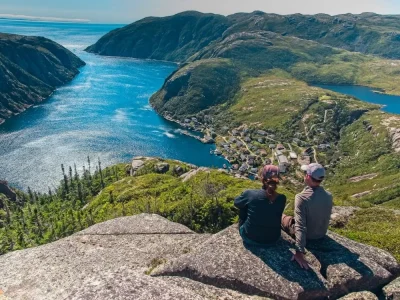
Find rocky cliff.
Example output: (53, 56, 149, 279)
(0, 181, 16, 205)
(0, 213, 399, 300)
(0, 33, 85, 124)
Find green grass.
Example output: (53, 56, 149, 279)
(87, 169, 264, 233)
(291, 55, 400, 95)
(333, 208, 400, 261)
(325, 111, 400, 206)
(85, 158, 297, 233)
(227, 73, 321, 130)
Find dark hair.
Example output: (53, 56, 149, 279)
(311, 177, 323, 184)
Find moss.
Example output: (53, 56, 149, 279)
(144, 258, 167, 275)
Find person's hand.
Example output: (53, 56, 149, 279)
(291, 251, 309, 270)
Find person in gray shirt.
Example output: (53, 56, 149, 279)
(281, 163, 333, 269)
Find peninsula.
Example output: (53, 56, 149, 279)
(0, 33, 85, 124)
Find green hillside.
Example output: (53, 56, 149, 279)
(87, 11, 400, 61)
(150, 29, 400, 120)
(0, 33, 85, 125)
(3, 9, 400, 264)
(2, 156, 400, 261)
(85, 11, 231, 62)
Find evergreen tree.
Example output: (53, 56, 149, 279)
(61, 164, 69, 196)
(98, 158, 105, 189)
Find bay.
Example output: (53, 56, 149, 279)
(316, 84, 400, 115)
(0, 19, 227, 191)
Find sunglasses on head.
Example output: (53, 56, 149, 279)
(266, 179, 279, 185)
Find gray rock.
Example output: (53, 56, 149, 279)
(330, 206, 361, 228)
(174, 165, 185, 176)
(0, 214, 211, 300)
(154, 162, 170, 174)
(153, 225, 400, 299)
(130, 157, 151, 176)
(161, 277, 266, 300)
(390, 128, 400, 153)
(180, 167, 210, 182)
(383, 277, 400, 299)
(338, 291, 378, 300)
(1, 214, 398, 300)
(75, 214, 195, 235)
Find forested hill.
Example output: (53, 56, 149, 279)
(85, 11, 230, 62)
(86, 11, 400, 61)
(0, 33, 85, 125)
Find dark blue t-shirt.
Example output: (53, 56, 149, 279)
(234, 189, 286, 244)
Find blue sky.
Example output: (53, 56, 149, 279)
(0, 0, 399, 23)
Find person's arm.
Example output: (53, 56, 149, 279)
(293, 193, 309, 269)
(234, 190, 249, 226)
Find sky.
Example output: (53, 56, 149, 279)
(0, 0, 399, 24)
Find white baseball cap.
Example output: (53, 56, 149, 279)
(301, 163, 326, 181)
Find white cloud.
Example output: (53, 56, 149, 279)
(0, 13, 89, 23)
(132, 0, 396, 17)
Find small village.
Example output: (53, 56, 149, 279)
(164, 114, 332, 180)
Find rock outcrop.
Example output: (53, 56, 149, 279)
(154, 162, 170, 174)
(389, 128, 400, 153)
(0, 180, 16, 203)
(0, 33, 85, 124)
(330, 206, 361, 228)
(338, 291, 378, 300)
(153, 225, 400, 299)
(1, 214, 398, 299)
(383, 277, 400, 299)
(0, 214, 213, 300)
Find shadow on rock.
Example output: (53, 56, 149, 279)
(152, 225, 400, 300)
(244, 238, 328, 297)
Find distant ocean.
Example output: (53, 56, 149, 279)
(0, 19, 227, 191)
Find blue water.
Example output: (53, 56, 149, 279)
(315, 85, 400, 114)
(0, 20, 227, 191)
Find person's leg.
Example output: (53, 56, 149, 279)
(281, 214, 296, 238)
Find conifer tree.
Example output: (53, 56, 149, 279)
(61, 164, 69, 195)
(98, 158, 105, 189)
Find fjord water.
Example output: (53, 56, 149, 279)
(0, 20, 227, 191)
(316, 85, 400, 114)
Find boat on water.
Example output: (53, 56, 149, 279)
(372, 90, 385, 94)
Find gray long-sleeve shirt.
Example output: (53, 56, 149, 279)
(295, 186, 333, 253)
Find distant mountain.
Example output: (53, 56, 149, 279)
(85, 11, 230, 62)
(0, 33, 85, 124)
(86, 11, 400, 120)
(150, 29, 400, 119)
(87, 11, 400, 61)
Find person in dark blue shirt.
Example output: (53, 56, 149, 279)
(234, 165, 287, 245)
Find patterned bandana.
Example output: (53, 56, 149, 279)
(261, 165, 280, 183)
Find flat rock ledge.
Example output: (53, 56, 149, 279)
(1, 214, 399, 300)
(338, 291, 378, 300)
(153, 225, 400, 299)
